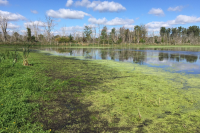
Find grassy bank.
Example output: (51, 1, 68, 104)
(1, 42, 200, 48)
(1, 46, 200, 132)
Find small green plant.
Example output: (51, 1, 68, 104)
(0, 52, 5, 63)
(11, 47, 21, 66)
(22, 44, 32, 66)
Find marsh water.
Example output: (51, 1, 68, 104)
(32, 47, 200, 75)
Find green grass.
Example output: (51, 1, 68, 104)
(1, 45, 200, 133)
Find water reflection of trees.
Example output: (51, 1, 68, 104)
(43, 47, 199, 64)
(170, 54, 180, 62)
(159, 53, 169, 61)
(144, 47, 200, 52)
(159, 52, 198, 63)
(100, 50, 108, 59)
(184, 55, 198, 63)
(132, 51, 146, 65)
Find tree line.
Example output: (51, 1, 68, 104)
(0, 15, 200, 45)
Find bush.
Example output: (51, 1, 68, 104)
(171, 40, 175, 45)
(58, 37, 70, 43)
(139, 38, 145, 43)
(117, 38, 122, 44)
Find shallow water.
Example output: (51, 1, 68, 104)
(32, 47, 200, 74)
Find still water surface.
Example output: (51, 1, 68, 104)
(33, 47, 200, 74)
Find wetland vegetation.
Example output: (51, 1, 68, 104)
(0, 17, 200, 132)
(1, 44, 200, 133)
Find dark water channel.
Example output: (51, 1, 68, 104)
(33, 47, 200, 74)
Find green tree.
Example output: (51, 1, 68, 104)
(177, 26, 184, 37)
(84, 26, 92, 42)
(101, 26, 107, 39)
(13, 32, 20, 41)
(109, 28, 116, 43)
(171, 27, 177, 37)
(166, 28, 171, 37)
(27, 27, 31, 42)
(26, 27, 35, 42)
(68, 34, 73, 42)
(160, 27, 166, 37)
(125, 29, 130, 42)
(134, 25, 141, 43)
(31, 36, 35, 42)
(187, 25, 200, 37)
(111, 28, 116, 35)
(100, 26, 107, 44)
(38, 34, 44, 41)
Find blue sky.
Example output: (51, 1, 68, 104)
(0, 0, 200, 36)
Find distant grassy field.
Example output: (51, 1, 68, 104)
(1, 45, 200, 133)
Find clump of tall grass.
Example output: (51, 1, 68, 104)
(0, 47, 21, 67)
(22, 44, 32, 66)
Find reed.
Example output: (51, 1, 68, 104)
(138, 108, 142, 118)
(159, 97, 160, 106)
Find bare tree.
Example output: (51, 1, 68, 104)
(61, 25, 67, 37)
(82, 30, 84, 45)
(98, 24, 101, 46)
(119, 27, 125, 44)
(76, 31, 80, 44)
(44, 15, 56, 44)
(116, 28, 119, 44)
(128, 30, 131, 45)
(30, 20, 40, 41)
(93, 26, 96, 45)
(153, 31, 154, 44)
(12, 30, 20, 42)
(0, 15, 8, 42)
(72, 29, 76, 42)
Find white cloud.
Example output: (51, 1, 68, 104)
(66, 0, 73, 7)
(46, 9, 91, 19)
(168, 6, 184, 12)
(0, 0, 8, 5)
(31, 10, 38, 14)
(145, 15, 200, 32)
(51, 31, 59, 35)
(106, 17, 134, 25)
(174, 15, 200, 24)
(88, 17, 134, 26)
(84, 23, 96, 28)
(61, 25, 84, 32)
(24, 21, 46, 27)
(93, 1, 126, 12)
(135, 17, 139, 20)
(147, 28, 160, 32)
(20, 30, 26, 34)
(7, 23, 20, 29)
(88, 17, 107, 24)
(75, 0, 126, 12)
(146, 21, 171, 29)
(0, 10, 26, 21)
(75, 0, 91, 7)
(148, 8, 165, 16)
(123, 24, 135, 29)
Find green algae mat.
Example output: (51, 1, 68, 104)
(1, 46, 200, 133)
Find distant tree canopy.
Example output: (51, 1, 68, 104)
(55, 34, 74, 43)
(160, 25, 200, 37)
